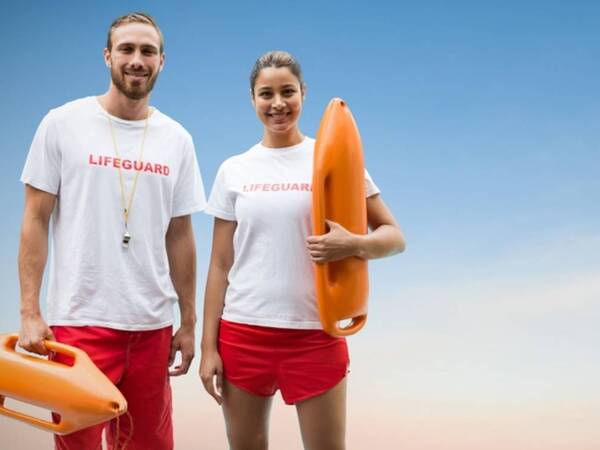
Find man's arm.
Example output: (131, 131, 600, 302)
(18, 185, 56, 355)
(165, 214, 197, 376)
(199, 218, 236, 404)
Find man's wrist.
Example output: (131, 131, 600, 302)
(20, 305, 42, 319)
(178, 301, 197, 329)
(179, 318, 197, 329)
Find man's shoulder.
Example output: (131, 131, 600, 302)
(46, 96, 97, 121)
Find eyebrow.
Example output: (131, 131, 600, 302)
(115, 42, 159, 51)
(257, 83, 297, 91)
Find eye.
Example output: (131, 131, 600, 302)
(143, 48, 158, 56)
(283, 88, 297, 96)
(259, 91, 272, 98)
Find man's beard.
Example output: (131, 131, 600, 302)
(111, 66, 159, 100)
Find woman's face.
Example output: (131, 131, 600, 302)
(252, 66, 304, 136)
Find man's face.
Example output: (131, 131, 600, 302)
(104, 23, 164, 100)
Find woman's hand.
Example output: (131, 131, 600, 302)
(199, 348, 224, 405)
(308, 195, 405, 262)
(306, 220, 363, 263)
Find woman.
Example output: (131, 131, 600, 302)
(200, 50, 405, 450)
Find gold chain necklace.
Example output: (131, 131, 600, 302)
(105, 109, 150, 248)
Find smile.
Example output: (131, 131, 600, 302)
(124, 72, 149, 79)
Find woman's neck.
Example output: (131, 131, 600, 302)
(262, 128, 304, 148)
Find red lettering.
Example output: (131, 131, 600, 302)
(281, 183, 290, 191)
(301, 183, 310, 192)
(291, 183, 299, 191)
(88, 154, 170, 176)
(272, 184, 280, 191)
(263, 184, 270, 191)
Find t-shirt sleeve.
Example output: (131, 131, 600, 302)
(364, 168, 380, 198)
(20, 112, 62, 194)
(171, 135, 207, 217)
(204, 161, 236, 221)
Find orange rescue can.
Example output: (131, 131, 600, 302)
(312, 98, 368, 337)
(0, 333, 127, 435)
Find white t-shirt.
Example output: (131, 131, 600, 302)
(205, 137, 379, 329)
(21, 96, 206, 330)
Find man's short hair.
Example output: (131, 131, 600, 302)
(107, 12, 164, 54)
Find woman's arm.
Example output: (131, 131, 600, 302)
(306, 194, 405, 262)
(199, 217, 236, 404)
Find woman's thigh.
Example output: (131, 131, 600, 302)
(222, 379, 274, 450)
(295, 378, 347, 450)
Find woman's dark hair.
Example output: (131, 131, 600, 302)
(250, 50, 305, 96)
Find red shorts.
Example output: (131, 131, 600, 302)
(218, 319, 349, 405)
(50, 326, 173, 450)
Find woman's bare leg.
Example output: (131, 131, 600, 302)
(222, 380, 274, 450)
(295, 378, 347, 450)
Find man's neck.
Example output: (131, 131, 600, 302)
(99, 86, 151, 121)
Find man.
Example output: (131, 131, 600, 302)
(18, 12, 205, 449)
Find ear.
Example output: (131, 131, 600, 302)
(250, 89, 255, 108)
(159, 52, 166, 72)
(103, 48, 111, 68)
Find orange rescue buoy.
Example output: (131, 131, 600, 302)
(312, 98, 368, 337)
(0, 333, 127, 435)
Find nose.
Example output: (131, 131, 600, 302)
(272, 94, 286, 110)
(129, 49, 144, 68)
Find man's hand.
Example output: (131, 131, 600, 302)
(168, 325, 195, 376)
(19, 314, 54, 355)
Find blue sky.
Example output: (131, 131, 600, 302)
(1, 1, 599, 448)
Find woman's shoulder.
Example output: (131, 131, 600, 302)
(216, 142, 262, 172)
